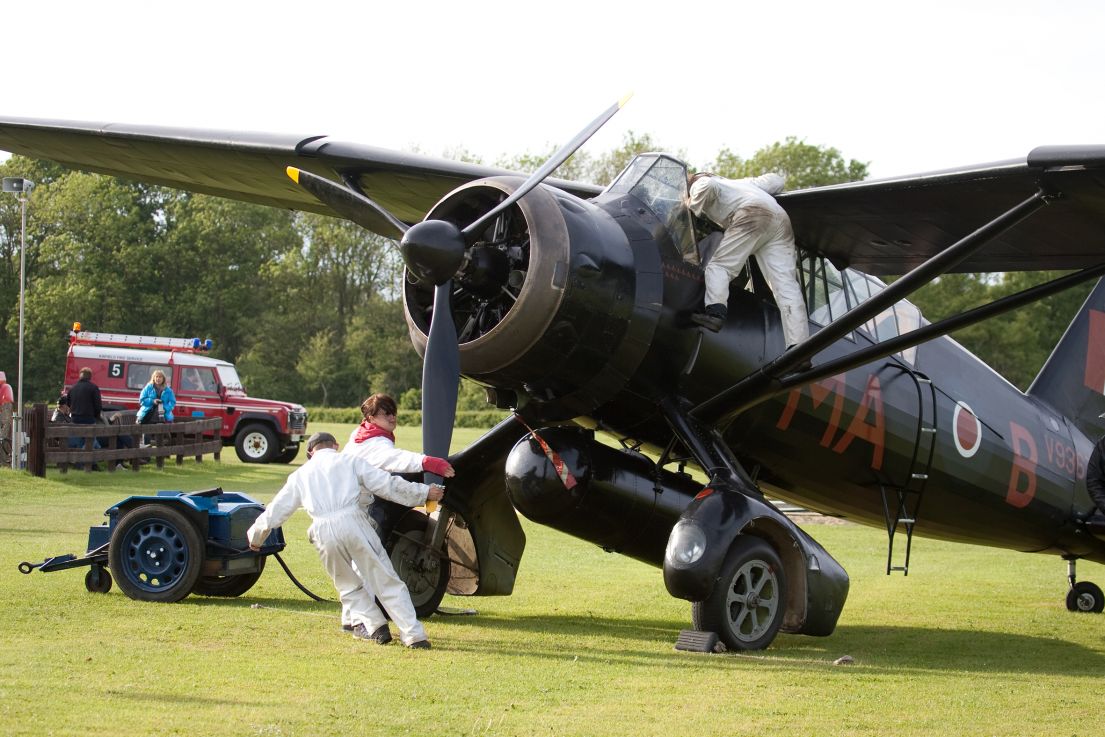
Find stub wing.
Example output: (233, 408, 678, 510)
(0, 117, 602, 236)
(781, 145, 1105, 275)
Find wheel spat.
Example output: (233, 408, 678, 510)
(286, 95, 631, 471)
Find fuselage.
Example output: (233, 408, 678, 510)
(403, 154, 1105, 568)
(593, 255, 1104, 564)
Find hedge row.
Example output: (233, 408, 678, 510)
(306, 407, 509, 429)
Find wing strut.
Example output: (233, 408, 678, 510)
(776, 261, 1105, 394)
(692, 188, 1055, 426)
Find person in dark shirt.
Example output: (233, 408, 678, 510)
(67, 367, 103, 470)
(68, 367, 102, 423)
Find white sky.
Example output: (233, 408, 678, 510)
(1, 0, 1102, 179)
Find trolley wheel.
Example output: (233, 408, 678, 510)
(1066, 581, 1105, 613)
(84, 566, 113, 594)
(108, 504, 203, 603)
(382, 510, 450, 619)
(191, 557, 266, 597)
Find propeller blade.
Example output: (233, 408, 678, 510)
(461, 93, 633, 240)
(421, 280, 460, 484)
(286, 167, 409, 240)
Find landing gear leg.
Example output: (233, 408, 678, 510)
(1064, 557, 1104, 613)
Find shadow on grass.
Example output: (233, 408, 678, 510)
(103, 688, 270, 707)
(188, 594, 1105, 675)
(423, 608, 1105, 675)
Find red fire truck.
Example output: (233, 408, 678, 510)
(62, 326, 308, 463)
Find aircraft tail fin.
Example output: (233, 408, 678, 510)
(1027, 277, 1105, 438)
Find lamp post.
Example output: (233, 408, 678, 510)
(3, 176, 33, 470)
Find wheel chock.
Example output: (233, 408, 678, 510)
(674, 629, 719, 653)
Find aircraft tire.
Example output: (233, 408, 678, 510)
(1065, 581, 1105, 613)
(379, 510, 450, 619)
(691, 536, 786, 651)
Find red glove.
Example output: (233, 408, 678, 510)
(422, 456, 452, 476)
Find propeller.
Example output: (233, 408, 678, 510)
(286, 94, 632, 483)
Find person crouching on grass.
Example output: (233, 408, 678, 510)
(247, 431, 445, 649)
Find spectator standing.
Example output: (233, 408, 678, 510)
(67, 367, 103, 470)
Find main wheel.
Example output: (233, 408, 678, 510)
(191, 556, 266, 597)
(84, 566, 113, 594)
(1066, 581, 1105, 613)
(235, 423, 277, 463)
(274, 444, 300, 464)
(108, 504, 203, 603)
(383, 511, 450, 619)
(692, 536, 786, 651)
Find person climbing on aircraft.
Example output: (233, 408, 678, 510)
(686, 171, 810, 346)
(338, 392, 455, 630)
(247, 431, 445, 649)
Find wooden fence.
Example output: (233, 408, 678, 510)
(25, 403, 223, 477)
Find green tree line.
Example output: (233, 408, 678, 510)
(0, 135, 1081, 409)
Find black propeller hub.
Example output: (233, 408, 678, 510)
(401, 219, 466, 286)
(458, 245, 511, 298)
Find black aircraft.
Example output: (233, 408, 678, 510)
(3, 101, 1105, 652)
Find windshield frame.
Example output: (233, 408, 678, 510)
(605, 153, 699, 262)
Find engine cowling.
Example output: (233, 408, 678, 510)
(403, 177, 662, 421)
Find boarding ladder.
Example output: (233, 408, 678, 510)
(880, 366, 938, 575)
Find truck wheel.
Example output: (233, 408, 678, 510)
(192, 557, 266, 597)
(108, 504, 203, 603)
(235, 423, 277, 463)
(691, 536, 786, 651)
(383, 510, 450, 618)
(274, 444, 300, 464)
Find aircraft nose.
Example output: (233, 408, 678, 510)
(400, 219, 466, 286)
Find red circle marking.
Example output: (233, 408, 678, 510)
(956, 406, 979, 449)
(953, 401, 981, 458)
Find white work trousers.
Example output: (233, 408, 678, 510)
(703, 205, 810, 347)
(309, 510, 426, 645)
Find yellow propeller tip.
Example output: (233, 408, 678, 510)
(285, 166, 300, 183)
(618, 92, 634, 108)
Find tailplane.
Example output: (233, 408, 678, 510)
(1028, 277, 1105, 438)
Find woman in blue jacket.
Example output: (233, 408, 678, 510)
(136, 369, 176, 424)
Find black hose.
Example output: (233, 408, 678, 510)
(206, 541, 333, 603)
(272, 552, 333, 602)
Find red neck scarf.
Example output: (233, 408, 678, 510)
(353, 420, 394, 444)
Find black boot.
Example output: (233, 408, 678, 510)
(691, 303, 727, 332)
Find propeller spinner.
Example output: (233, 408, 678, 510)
(286, 94, 631, 481)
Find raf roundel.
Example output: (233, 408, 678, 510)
(952, 401, 982, 458)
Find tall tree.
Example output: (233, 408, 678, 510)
(711, 136, 869, 189)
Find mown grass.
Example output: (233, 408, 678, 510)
(1, 421, 1103, 736)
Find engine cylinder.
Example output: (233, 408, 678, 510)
(504, 427, 703, 565)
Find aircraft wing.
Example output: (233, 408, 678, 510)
(780, 146, 1105, 275)
(0, 117, 602, 232)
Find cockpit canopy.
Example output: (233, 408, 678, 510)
(605, 153, 700, 262)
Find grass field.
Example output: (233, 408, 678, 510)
(2, 421, 1103, 736)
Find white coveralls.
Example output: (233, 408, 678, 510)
(337, 431, 428, 627)
(688, 173, 810, 347)
(344, 431, 425, 473)
(246, 447, 432, 645)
